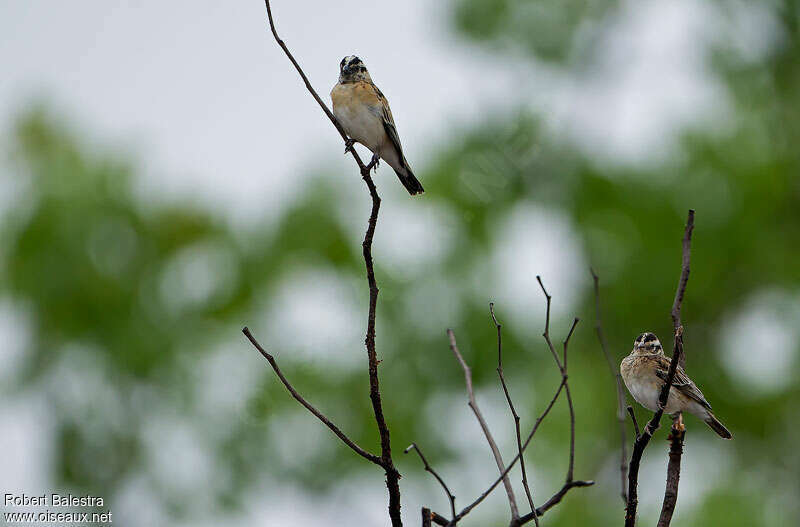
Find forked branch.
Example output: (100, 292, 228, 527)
(428, 283, 593, 526)
(625, 209, 695, 527)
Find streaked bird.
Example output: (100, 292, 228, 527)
(621, 332, 732, 439)
(331, 55, 424, 196)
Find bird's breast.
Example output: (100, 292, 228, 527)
(331, 83, 385, 152)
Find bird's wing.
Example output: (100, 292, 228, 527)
(371, 84, 408, 167)
(655, 360, 712, 410)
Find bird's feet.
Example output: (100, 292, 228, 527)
(366, 152, 380, 172)
(344, 138, 355, 155)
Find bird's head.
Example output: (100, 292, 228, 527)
(633, 332, 664, 354)
(339, 55, 371, 83)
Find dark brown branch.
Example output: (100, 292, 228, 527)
(260, 2, 400, 524)
(492, 304, 538, 525)
(430, 511, 449, 526)
(657, 417, 685, 527)
(405, 444, 456, 522)
(591, 268, 629, 502)
(655, 209, 695, 526)
(242, 328, 380, 464)
(447, 329, 519, 518)
(360, 150, 402, 526)
(627, 406, 641, 439)
(625, 210, 695, 527)
(671, 210, 695, 354)
(624, 326, 685, 527)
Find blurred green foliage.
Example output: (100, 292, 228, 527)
(2, 1, 800, 526)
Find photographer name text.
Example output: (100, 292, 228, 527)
(4, 493, 105, 507)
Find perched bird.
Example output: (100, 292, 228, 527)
(621, 332, 732, 439)
(331, 55, 424, 196)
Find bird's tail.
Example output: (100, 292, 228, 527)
(704, 411, 732, 439)
(394, 164, 424, 196)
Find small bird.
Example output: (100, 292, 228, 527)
(331, 55, 424, 196)
(621, 332, 732, 439)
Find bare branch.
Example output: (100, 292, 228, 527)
(657, 416, 685, 527)
(656, 209, 695, 526)
(492, 304, 538, 525)
(406, 443, 456, 523)
(453, 376, 568, 521)
(625, 210, 695, 527)
(447, 329, 519, 518)
(260, 2, 400, 524)
(671, 210, 695, 349)
(439, 285, 594, 526)
(591, 268, 629, 502)
(242, 327, 380, 464)
(536, 276, 579, 484)
(430, 511, 449, 526)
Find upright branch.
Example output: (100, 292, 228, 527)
(657, 416, 685, 527)
(492, 304, 539, 526)
(625, 210, 695, 527)
(671, 210, 694, 368)
(657, 209, 695, 527)
(447, 329, 519, 519)
(591, 268, 629, 502)
(256, 2, 400, 525)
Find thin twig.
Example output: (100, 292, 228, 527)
(242, 328, 380, 464)
(562, 317, 579, 484)
(405, 444, 456, 522)
(444, 376, 594, 525)
(260, 3, 401, 524)
(536, 276, 578, 483)
(492, 303, 538, 525)
(627, 406, 641, 439)
(438, 286, 594, 526)
(591, 268, 629, 502)
(671, 210, 695, 354)
(447, 329, 519, 519)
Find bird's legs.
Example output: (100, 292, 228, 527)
(672, 412, 685, 432)
(365, 152, 380, 172)
(344, 138, 355, 155)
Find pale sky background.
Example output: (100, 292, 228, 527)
(0, 1, 790, 525)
